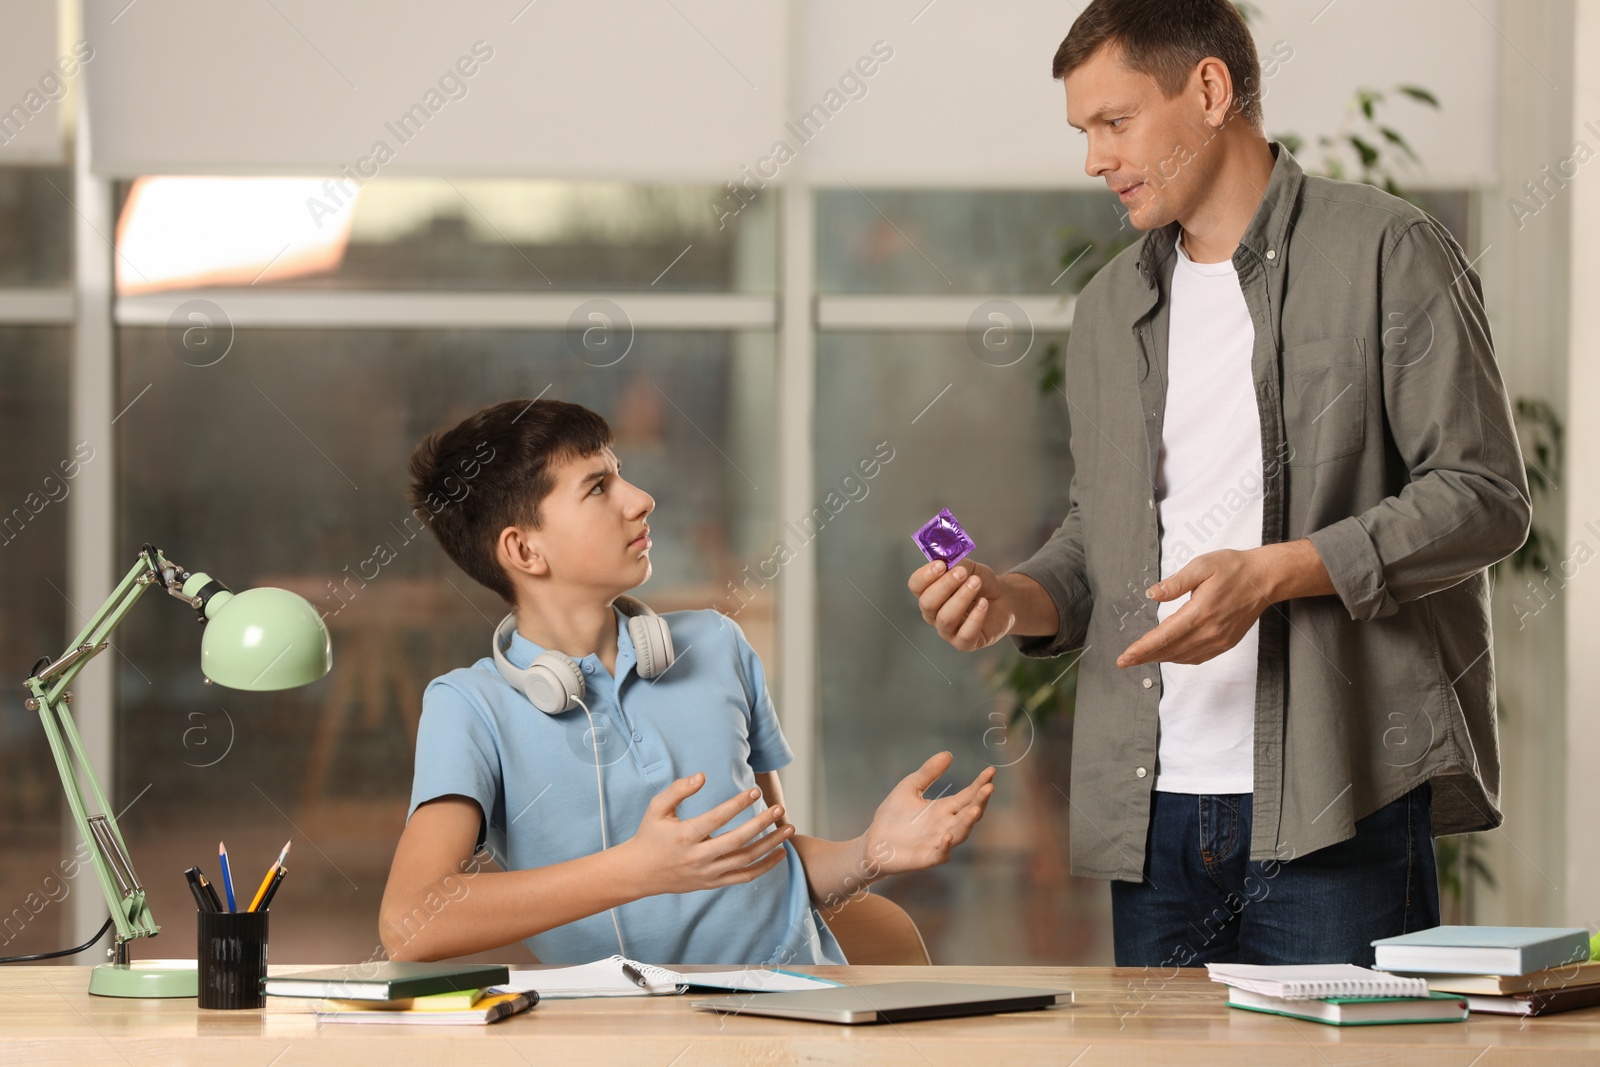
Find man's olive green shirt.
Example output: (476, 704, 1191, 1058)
(1009, 141, 1531, 879)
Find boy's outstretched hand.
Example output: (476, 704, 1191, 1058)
(863, 752, 996, 874)
(624, 772, 794, 897)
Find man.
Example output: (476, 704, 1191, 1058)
(907, 0, 1529, 967)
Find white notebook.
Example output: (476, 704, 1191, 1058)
(1206, 963, 1432, 1000)
(504, 955, 841, 999)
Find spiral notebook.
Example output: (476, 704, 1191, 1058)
(1206, 963, 1432, 1001)
(1225, 987, 1467, 1026)
(504, 955, 842, 999)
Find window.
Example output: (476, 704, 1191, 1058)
(812, 328, 1108, 963)
(114, 179, 776, 294)
(113, 324, 775, 964)
(36, 171, 1485, 968)
(0, 326, 71, 958)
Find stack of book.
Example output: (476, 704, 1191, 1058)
(1207, 963, 1469, 1025)
(264, 962, 536, 1025)
(1372, 926, 1599, 1017)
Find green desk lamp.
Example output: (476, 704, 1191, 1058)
(23, 544, 331, 997)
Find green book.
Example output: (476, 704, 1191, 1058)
(1227, 987, 1468, 1025)
(264, 963, 510, 1001)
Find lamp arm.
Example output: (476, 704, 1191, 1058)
(23, 551, 170, 949)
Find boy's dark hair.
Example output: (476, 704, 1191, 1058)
(1052, 0, 1264, 130)
(408, 398, 613, 605)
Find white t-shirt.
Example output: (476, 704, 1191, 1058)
(1151, 232, 1263, 794)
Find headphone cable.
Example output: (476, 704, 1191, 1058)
(574, 694, 628, 958)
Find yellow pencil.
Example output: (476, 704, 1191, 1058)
(248, 840, 291, 912)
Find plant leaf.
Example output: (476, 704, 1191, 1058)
(1398, 85, 1440, 108)
(1378, 125, 1421, 163)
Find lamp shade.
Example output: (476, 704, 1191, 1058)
(192, 582, 332, 691)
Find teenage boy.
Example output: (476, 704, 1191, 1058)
(381, 398, 995, 964)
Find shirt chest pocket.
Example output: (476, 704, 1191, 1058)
(1281, 336, 1367, 466)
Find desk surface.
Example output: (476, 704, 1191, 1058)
(6, 963, 1600, 1066)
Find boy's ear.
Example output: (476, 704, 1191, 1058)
(497, 525, 550, 580)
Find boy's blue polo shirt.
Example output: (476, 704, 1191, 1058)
(408, 604, 846, 966)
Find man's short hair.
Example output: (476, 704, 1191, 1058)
(408, 398, 613, 604)
(1052, 0, 1265, 131)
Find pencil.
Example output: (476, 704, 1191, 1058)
(248, 840, 291, 912)
(256, 865, 287, 911)
(218, 841, 237, 912)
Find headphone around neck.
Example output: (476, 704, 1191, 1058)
(491, 594, 675, 714)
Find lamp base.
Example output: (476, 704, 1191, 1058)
(87, 959, 199, 998)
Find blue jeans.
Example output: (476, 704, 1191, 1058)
(1110, 781, 1440, 967)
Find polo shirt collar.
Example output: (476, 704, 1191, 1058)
(1135, 139, 1304, 289)
(505, 601, 637, 684)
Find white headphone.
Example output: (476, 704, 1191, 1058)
(491, 594, 675, 712)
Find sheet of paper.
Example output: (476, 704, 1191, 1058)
(680, 968, 841, 993)
(503, 959, 680, 998)
(502, 960, 841, 998)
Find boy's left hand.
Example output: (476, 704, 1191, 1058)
(863, 752, 996, 875)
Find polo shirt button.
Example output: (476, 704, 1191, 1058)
(1142, 677, 1153, 689)
(1136, 767, 1148, 778)
(631, 732, 643, 743)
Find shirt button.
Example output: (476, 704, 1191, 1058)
(1266, 249, 1277, 260)
(631, 732, 643, 743)
(581, 662, 594, 675)
(1142, 677, 1153, 689)
(1147, 498, 1154, 509)
(1136, 767, 1148, 778)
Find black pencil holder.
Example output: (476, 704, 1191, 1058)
(197, 909, 269, 1009)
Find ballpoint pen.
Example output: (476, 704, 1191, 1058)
(620, 961, 651, 989)
(218, 841, 237, 912)
(199, 868, 224, 912)
(184, 866, 217, 912)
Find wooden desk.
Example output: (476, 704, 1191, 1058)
(6, 964, 1600, 1065)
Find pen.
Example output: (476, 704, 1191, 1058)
(183, 866, 217, 912)
(198, 868, 224, 912)
(256, 864, 287, 911)
(247, 840, 291, 912)
(620, 962, 650, 989)
(218, 841, 237, 912)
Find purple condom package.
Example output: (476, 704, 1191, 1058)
(913, 508, 976, 568)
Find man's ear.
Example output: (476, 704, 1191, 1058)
(497, 525, 549, 580)
(1195, 55, 1234, 129)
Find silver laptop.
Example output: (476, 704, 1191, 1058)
(691, 981, 1073, 1025)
